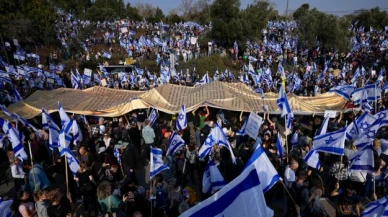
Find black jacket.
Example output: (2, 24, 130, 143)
(124, 144, 140, 170)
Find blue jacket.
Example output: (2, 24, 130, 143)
(26, 164, 51, 193)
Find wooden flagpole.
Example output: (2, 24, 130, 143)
(28, 141, 37, 192)
(150, 178, 153, 217)
(280, 180, 297, 207)
(65, 153, 69, 194)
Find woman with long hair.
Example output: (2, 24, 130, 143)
(307, 174, 328, 216)
(33, 190, 49, 217)
(18, 191, 37, 217)
(75, 161, 97, 214)
(46, 189, 73, 217)
(97, 181, 127, 217)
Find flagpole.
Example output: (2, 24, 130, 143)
(280, 180, 297, 207)
(28, 141, 37, 192)
(65, 153, 69, 194)
(285, 117, 289, 163)
(52, 148, 55, 166)
(150, 177, 153, 217)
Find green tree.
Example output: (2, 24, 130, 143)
(210, 0, 241, 46)
(346, 7, 388, 30)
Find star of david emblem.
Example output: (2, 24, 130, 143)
(339, 87, 347, 91)
(171, 140, 178, 146)
(179, 114, 184, 120)
(325, 136, 336, 145)
(353, 156, 361, 162)
(205, 135, 215, 146)
(378, 112, 386, 120)
(360, 122, 370, 130)
(67, 156, 75, 164)
(152, 156, 158, 163)
(366, 130, 376, 139)
(350, 128, 357, 135)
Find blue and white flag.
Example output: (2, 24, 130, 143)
(202, 160, 226, 194)
(358, 112, 379, 136)
(375, 109, 388, 127)
(290, 131, 299, 146)
(349, 145, 374, 174)
(166, 131, 186, 156)
(329, 85, 355, 101)
(176, 105, 187, 131)
(13, 87, 22, 102)
(58, 102, 72, 148)
(42, 108, 60, 131)
(59, 147, 80, 174)
(276, 132, 284, 157)
(361, 196, 388, 217)
(70, 71, 79, 89)
(181, 164, 273, 217)
(277, 83, 294, 131)
(312, 127, 346, 155)
(236, 118, 247, 136)
(72, 120, 82, 145)
(0, 198, 13, 217)
(0, 118, 28, 160)
(304, 150, 321, 169)
(148, 108, 158, 125)
(365, 84, 381, 103)
(346, 120, 360, 140)
(103, 51, 112, 59)
(198, 72, 210, 85)
(13, 113, 42, 138)
(316, 114, 329, 136)
(48, 123, 59, 150)
(0, 105, 17, 120)
(244, 146, 281, 193)
(114, 147, 121, 164)
(150, 147, 169, 179)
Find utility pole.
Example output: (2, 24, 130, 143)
(285, 0, 289, 20)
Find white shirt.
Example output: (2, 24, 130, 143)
(11, 163, 25, 179)
(99, 125, 106, 134)
(103, 137, 111, 148)
(284, 165, 295, 187)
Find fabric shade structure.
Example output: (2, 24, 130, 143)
(0, 81, 347, 120)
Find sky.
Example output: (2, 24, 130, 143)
(125, 0, 388, 16)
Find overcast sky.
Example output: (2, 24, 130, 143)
(125, 0, 388, 16)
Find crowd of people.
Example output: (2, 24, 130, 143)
(2, 6, 388, 217)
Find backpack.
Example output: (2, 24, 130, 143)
(154, 183, 169, 209)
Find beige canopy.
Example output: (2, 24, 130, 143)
(1, 81, 346, 120)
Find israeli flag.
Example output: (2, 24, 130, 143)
(150, 147, 169, 179)
(346, 120, 360, 140)
(13, 113, 42, 138)
(361, 195, 388, 217)
(114, 147, 121, 164)
(304, 150, 321, 169)
(329, 85, 355, 101)
(181, 165, 273, 217)
(48, 123, 59, 150)
(202, 160, 226, 194)
(290, 131, 298, 146)
(244, 146, 281, 193)
(351, 67, 361, 83)
(176, 105, 187, 131)
(365, 84, 381, 102)
(198, 73, 210, 85)
(0, 118, 28, 160)
(276, 132, 284, 157)
(316, 114, 329, 136)
(0, 105, 17, 120)
(352, 88, 368, 105)
(103, 51, 112, 59)
(70, 71, 79, 89)
(277, 83, 294, 131)
(72, 120, 82, 145)
(166, 131, 186, 156)
(358, 112, 379, 137)
(148, 108, 158, 125)
(236, 118, 247, 136)
(13, 87, 22, 102)
(349, 145, 374, 174)
(312, 127, 346, 155)
(0, 198, 13, 217)
(58, 102, 72, 148)
(375, 109, 388, 127)
(59, 147, 80, 174)
(42, 108, 60, 131)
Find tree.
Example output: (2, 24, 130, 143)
(210, 0, 241, 46)
(293, 5, 351, 51)
(179, 0, 195, 18)
(346, 7, 388, 31)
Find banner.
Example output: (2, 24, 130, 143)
(245, 112, 263, 140)
(84, 68, 92, 77)
(0, 81, 347, 120)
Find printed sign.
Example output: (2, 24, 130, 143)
(121, 27, 128, 33)
(46, 78, 55, 84)
(245, 112, 263, 140)
(84, 68, 92, 77)
(324, 110, 337, 118)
